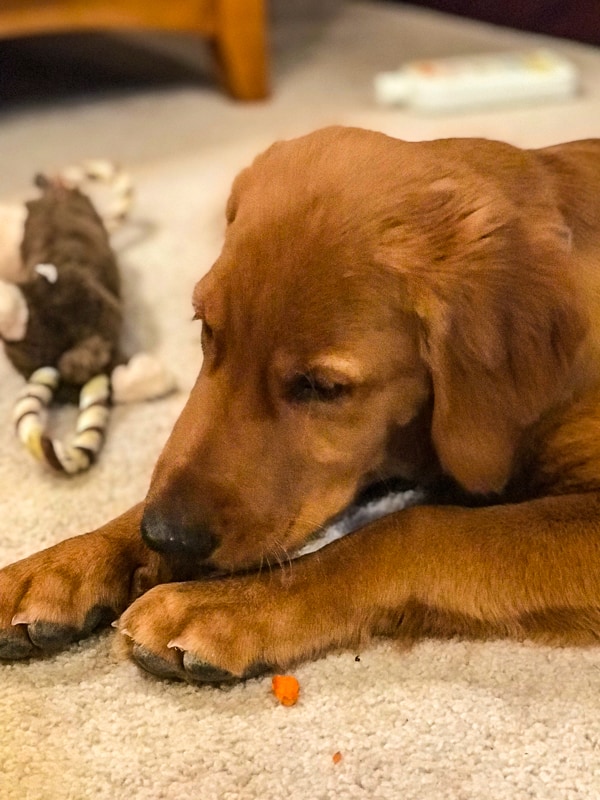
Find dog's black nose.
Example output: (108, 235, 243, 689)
(141, 506, 218, 560)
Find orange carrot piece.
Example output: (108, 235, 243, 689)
(332, 751, 343, 764)
(272, 674, 300, 706)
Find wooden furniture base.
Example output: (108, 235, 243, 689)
(0, 0, 269, 100)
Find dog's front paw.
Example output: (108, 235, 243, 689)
(0, 540, 124, 659)
(117, 579, 280, 683)
(118, 572, 345, 684)
(0, 505, 163, 660)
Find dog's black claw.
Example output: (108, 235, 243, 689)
(27, 621, 80, 650)
(0, 631, 34, 660)
(0, 607, 115, 659)
(81, 605, 117, 635)
(241, 661, 271, 680)
(182, 654, 270, 684)
(131, 644, 184, 680)
(182, 653, 237, 683)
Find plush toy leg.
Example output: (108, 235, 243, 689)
(111, 352, 177, 404)
(0, 279, 29, 342)
(58, 334, 113, 386)
(13, 368, 111, 474)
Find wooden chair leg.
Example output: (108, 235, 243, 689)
(212, 0, 269, 100)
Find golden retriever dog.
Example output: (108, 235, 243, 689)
(2, 126, 600, 684)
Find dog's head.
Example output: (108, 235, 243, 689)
(143, 127, 586, 572)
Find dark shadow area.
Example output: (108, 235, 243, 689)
(0, 31, 213, 109)
(393, 0, 600, 46)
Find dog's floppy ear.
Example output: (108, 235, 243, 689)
(379, 183, 587, 494)
(225, 169, 248, 225)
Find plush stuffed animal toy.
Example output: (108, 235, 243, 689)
(0, 164, 176, 474)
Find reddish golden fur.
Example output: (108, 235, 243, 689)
(2, 127, 600, 680)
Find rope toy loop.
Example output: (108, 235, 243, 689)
(13, 367, 111, 474)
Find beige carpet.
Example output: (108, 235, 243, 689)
(2, 2, 600, 798)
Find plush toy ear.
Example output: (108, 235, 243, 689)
(380, 183, 587, 495)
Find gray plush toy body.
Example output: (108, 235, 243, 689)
(3, 175, 123, 402)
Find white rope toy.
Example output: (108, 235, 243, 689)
(60, 159, 134, 231)
(13, 367, 110, 474)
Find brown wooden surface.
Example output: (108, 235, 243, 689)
(213, 0, 269, 100)
(0, 0, 269, 100)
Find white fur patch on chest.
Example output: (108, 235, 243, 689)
(295, 488, 426, 558)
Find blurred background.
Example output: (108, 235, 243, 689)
(0, 0, 599, 195)
(403, 0, 600, 45)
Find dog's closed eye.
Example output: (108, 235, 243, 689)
(201, 321, 214, 345)
(287, 373, 352, 404)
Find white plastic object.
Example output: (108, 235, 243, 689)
(374, 49, 579, 112)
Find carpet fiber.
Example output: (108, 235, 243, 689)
(2, 3, 600, 798)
